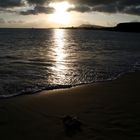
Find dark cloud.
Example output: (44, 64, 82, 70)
(67, 0, 140, 16)
(68, 6, 92, 13)
(27, 0, 49, 5)
(91, 2, 140, 16)
(0, 0, 49, 8)
(20, 5, 54, 15)
(92, 4, 117, 13)
(123, 6, 140, 16)
(0, 0, 139, 16)
(119, 0, 140, 6)
(0, 0, 24, 8)
(69, 0, 140, 7)
(68, 0, 115, 6)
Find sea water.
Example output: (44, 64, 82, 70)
(0, 28, 140, 98)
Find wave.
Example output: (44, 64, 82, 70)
(0, 55, 20, 60)
(0, 84, 72, 99)
(0, 67, 139, 99)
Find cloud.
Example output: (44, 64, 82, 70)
(20, 5, 54, 15)
(123, 6, 140, 16)
(90, 3, 123, 14)
(0, 0, 50, 8)
(119, 0, 140, 6)
(91, 2, 140, 16)
(68, 6, 92, 13)
(0, 18, 24, 24)
(27, 0, 49, 5)
(0, 0, 24, 8)
(0, 7, 17, 13)
(67, 0, 116, 6)
(0, 18, 5, 24)
(0, 0, 139, 16)
(67, 0, 140, 16)
(7, 20, 24, 24)
(68, 0, 140, 7)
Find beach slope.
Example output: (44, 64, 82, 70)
(0, 72, 140, 140)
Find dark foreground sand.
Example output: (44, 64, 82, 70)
(0, 72, 140, 140)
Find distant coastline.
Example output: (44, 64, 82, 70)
(60, 22, 140, 33)
(0, 22, 139, 33)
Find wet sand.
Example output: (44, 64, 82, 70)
(0, 72, 140, 140)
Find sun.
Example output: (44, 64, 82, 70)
(49, 2, 73, 25)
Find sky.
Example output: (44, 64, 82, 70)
(0, 0, 140, 28)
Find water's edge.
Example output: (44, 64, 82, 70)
(0, 69, 139, 99)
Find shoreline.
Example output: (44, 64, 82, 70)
(0, 71, 140, 140)
(0, 70, 137, 99)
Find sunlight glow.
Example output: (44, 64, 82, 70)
(49, 2, 74, 25)
(50, 29, 68, 83)
(54, 29, 65, 62)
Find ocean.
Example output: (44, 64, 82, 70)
(0, 28, 140, 98)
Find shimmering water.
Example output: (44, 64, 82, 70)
(0, 28, 140, 98)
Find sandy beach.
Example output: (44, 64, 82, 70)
(0, 71, 140, 140)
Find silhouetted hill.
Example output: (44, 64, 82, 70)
(60, 22, 140, 33)
(79, 24, 103, 29)
(114, 22, 140, 32)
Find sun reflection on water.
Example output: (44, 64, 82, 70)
(50, 29, 68, 84)
(53, 29, 65, 62)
